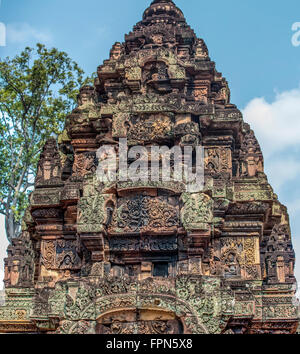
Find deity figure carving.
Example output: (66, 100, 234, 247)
(0, 0, 297, 335)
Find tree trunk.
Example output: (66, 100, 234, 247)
(5, 212, 18, 243)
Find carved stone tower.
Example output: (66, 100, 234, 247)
(0, 0, 298, 334)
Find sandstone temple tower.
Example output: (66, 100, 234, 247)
(0, 0, 298, 334)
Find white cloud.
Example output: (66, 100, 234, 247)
(95, 26, 108, 37)
(287, 199, 300, 217)
(6, 22, 53, 45)
(265, 157, 300, 193)
(243, 88, 300, 157)
(243, 87, 300, 195)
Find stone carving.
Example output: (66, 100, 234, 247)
(240, 124, 264, 177)
(56, 240, 81, 270)
(72, 152, 98, 177)
(205, 147, 232, 178)
(181, 193, 213, 231)
(41, 239, 81, 271)
(4, 232, 34, 288)
(77, 194, 107, 233)
(35, 138, 62, 187)
(195, 39, 209, 59)
(110, 195, 179, 234)
(41, 241, 56, 269)
(109, 236, 177, 252)
(97, 319, 182, 334)
(261, 224, 295, 284)
(77, 85, 95, 107)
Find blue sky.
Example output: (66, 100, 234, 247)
(0, 0, 300, 293)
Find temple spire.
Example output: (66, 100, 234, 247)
(151, 0, 175, 3)
(0, 0, 297, 336)
(143, 0, 185, 24)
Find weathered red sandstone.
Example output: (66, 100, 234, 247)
(0, 0, 298, 334)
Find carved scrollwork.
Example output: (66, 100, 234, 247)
(181, 192, 213, 231)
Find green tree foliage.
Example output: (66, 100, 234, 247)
(0, 43, 92, 242)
